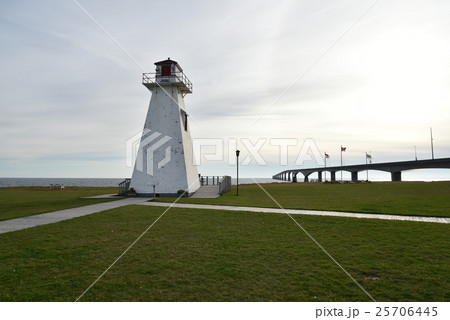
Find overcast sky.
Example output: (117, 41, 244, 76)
(1, 0, 450, 179)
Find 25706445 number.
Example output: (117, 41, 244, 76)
(376, 307, 437, 317)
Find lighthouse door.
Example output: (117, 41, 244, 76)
(161, 65, 171, 76)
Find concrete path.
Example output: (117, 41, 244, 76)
(0, 197, 152, 234)
(190, 185, 220, 198)
(139, 202, 450, 224)
(82, 194, 122, 199)
(1, 197, 447, 235)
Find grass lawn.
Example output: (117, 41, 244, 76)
(0, 187, 120, 221)
(157, 181, 450, 218)
(0, 205, 448, 301)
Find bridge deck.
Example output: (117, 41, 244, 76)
(273, 157, 450, 182)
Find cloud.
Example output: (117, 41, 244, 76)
(1, 0, 450, 178)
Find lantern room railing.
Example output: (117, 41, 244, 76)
(142, 72, 193, 93)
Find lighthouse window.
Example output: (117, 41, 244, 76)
(181, 110, 188, 131)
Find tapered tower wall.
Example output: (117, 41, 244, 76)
(129, 59, 200, 196)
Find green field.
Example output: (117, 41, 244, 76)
(0, 187, 120, 221)
(158, 181, 450, 218)
(0, 205, 448, 301)
(0, 183, 449, 301)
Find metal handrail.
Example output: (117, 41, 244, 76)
(118, 178, 131, 195)
(142, 72, 193, 92)
(219, 176, 231, 195)
(200, 176, 222, 186)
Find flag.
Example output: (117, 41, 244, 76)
(325, 153, 330, 159)
(341, 147, 346, 152)
(366, 153, 372, 159)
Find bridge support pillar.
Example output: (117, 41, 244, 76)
(331, 172, 336, 181)
(288, 172, 291, 181)
(292, 173, 297, 183)
(391, 171, 402, 181)
(318, 171, 322, 182)
(304, 174, 310, 182)
(351, 171, 358, 181)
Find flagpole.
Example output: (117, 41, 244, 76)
(430, 127, 434, 160)
(324, 152, 327, 182)
(366, 152, 368, 181)
(340, 146, 343, 181)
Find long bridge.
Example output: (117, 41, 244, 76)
(272, 157, 450, 182)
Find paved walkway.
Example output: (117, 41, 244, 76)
(140, 202, 450, 224)
(82, 194, 122, 199)
(0, 197, 152, 234)
(190, 186, 220, 198)
(1, 197, 447, 235)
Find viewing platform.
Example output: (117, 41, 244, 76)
(142, 72, 193, 94)
(142, 58, 193, 94)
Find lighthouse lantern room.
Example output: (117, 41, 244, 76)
(142, 58, 193, 95)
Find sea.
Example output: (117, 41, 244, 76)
(0, 177, 287, 188)
(2, 171, 448, 188)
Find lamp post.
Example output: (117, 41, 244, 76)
(236, 150, 240, 196)
(147, 183, 159, 199)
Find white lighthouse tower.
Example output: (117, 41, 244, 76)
(130, 58, 200, 196)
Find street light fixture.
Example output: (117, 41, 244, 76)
(236, 150, 240, 196)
